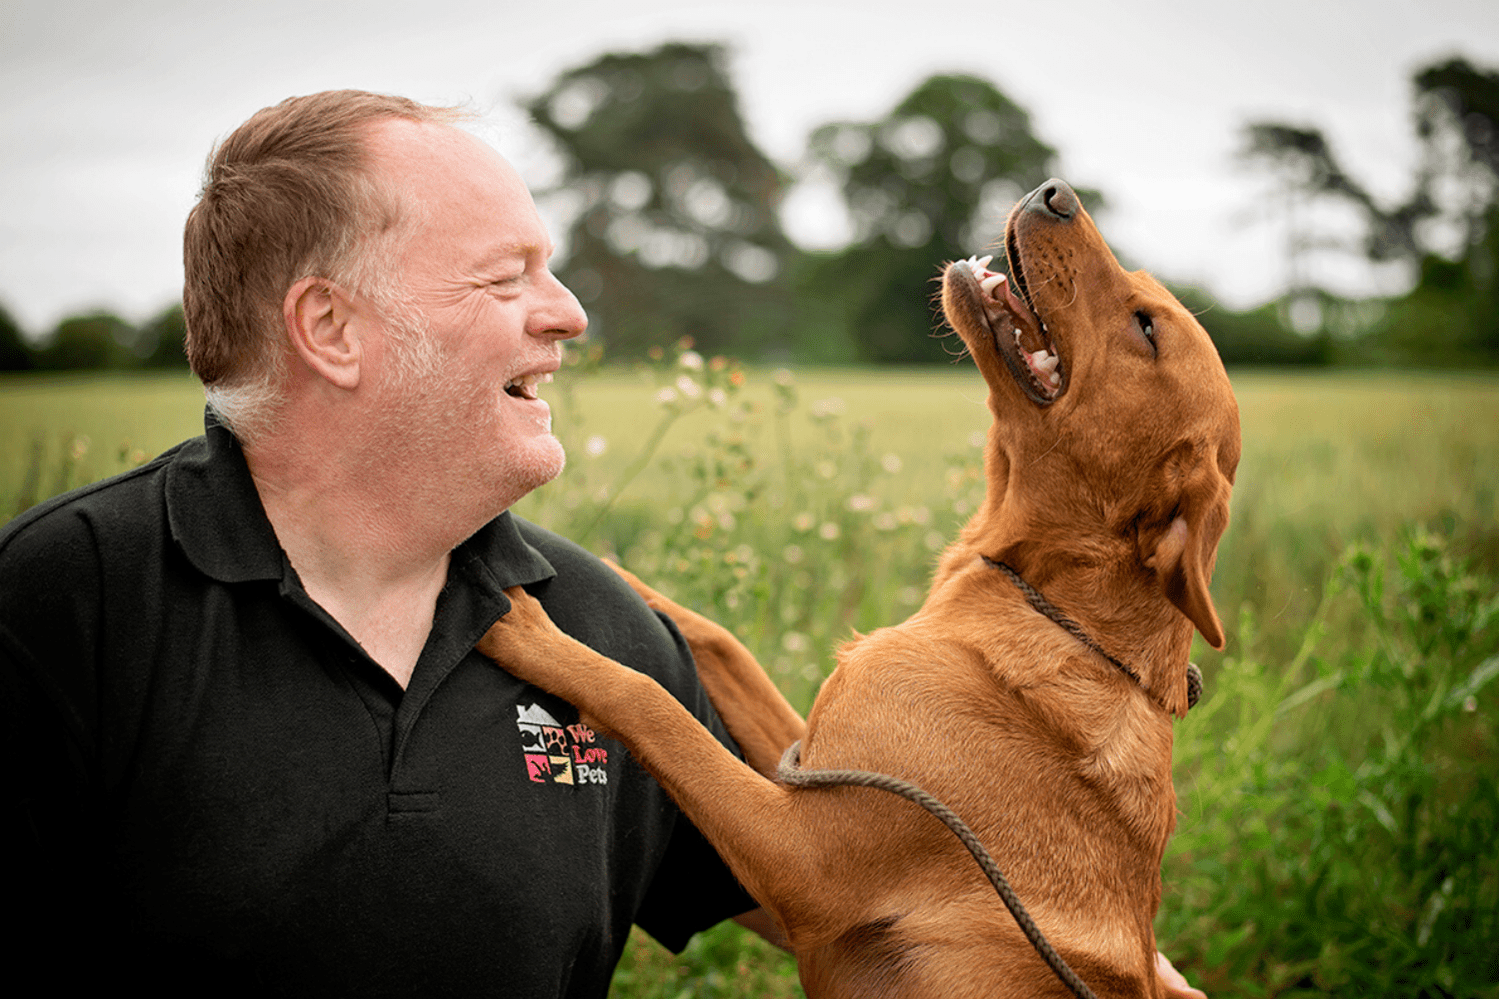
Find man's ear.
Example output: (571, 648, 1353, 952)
(284, 277, 362, 390)
(1144, 506, 1227, 651)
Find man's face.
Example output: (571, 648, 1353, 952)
(363, 119, 587, 511)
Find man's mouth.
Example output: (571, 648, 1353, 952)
(955, 254, 1064, 404)
(504, 372, 553, 401)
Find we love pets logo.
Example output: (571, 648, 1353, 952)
(515, 702, 610, 786)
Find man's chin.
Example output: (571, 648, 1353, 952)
(507, 435, 567, 495)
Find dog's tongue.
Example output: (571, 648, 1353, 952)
(983, 272, 1036, 324)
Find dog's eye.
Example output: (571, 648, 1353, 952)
(1133, 311, 1157, 352)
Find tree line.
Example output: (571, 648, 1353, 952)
(3, 46, 1495, 372)
(1, 301, 188, 373)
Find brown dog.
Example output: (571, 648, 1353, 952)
(480, 179, 1240, 998)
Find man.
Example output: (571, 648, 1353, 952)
(0, 91, 762, 996)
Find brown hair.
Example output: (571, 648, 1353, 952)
(182, 90, 464, 425)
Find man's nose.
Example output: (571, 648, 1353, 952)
(530, 272, 588, 341)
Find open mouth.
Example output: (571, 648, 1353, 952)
(953, 248, 1064, 405)
(504, 372, 553, 401)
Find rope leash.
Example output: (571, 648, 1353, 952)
(776, 741, 1099, 999)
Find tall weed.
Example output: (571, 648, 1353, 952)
(1166, 531, 1499, 997)
(517, 340, 983, 711)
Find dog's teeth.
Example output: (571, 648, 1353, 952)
(980, 273, 1006, 296)
(974, 255, 993, 272)
(1048, 371, 1061, 387)
(1032, 351, 1058, 375)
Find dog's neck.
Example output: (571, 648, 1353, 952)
(930, 447, 1200, 716)
(981, 554, 1201, 713)
(933, 533, 1197, 717)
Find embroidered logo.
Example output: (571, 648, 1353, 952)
(515, 703, 610, 786)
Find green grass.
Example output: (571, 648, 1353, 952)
(2, 360, 1496, 998)
(0, 369, 204, 515)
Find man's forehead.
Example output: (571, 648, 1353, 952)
(365, 117, 504, 175)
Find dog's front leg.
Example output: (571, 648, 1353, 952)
(478, 587, 828, 938)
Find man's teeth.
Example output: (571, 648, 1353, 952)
(505, 372, 553, 397)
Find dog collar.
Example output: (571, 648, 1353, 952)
(980, 555, 1202, 711)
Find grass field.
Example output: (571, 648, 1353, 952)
(2, 361, 1496, 997)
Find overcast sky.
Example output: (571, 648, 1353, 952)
(2, 0, 1496, 338)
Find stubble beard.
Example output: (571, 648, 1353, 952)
(379, 301, 567, 515)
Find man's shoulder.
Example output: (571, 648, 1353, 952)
(509, 516, 614, 581)
(0, 439, 194, 570)
(507, 515, 649, 617)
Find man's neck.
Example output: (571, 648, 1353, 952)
(244, 438, 484, 690)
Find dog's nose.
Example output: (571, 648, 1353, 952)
(1033, 179, 1078, 221)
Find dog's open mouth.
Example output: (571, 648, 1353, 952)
(951, 253, 1065, 405)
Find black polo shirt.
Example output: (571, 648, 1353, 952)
(0, 414, 752, 997)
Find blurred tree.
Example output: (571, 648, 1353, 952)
(34, 311, 138, 370)
(0, 301, 33, 371)
(137, 303, 191, 369)
(1413, 57, 1499, 246)
(801, 74, 1070, 363)
(525, 42, 793, 359)
(1171, 285, 1332, 366)
(1240, 56, 1498, 364)
(1240, 122, 1429, 265)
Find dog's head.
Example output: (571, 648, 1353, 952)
(941, 179, 1240, 666)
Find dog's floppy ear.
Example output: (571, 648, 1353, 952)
(1144, 474, 1230, 650)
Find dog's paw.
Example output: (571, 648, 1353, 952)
(475, 586, 575, 683)
(1156, 952, 1207, 998)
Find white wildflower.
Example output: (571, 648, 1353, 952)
(810, 397, 846, 419)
